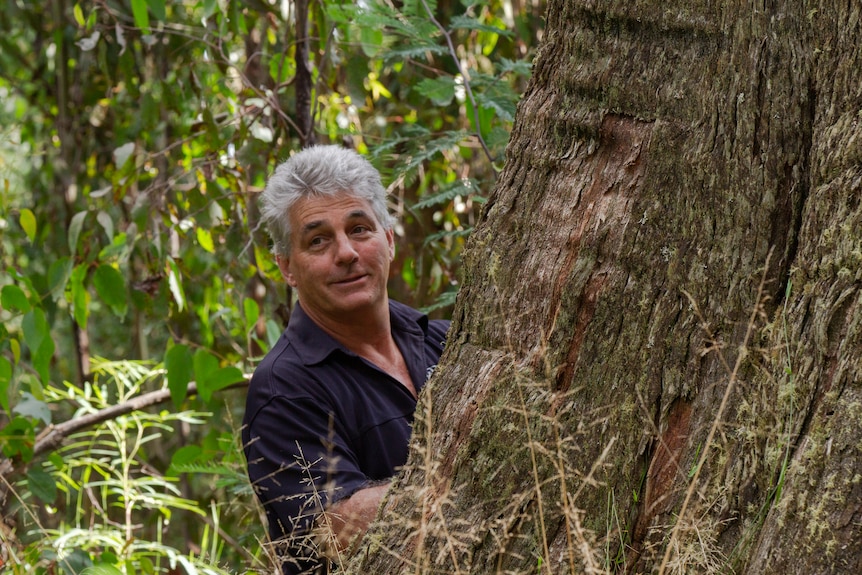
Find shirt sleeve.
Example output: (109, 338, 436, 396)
(244, 394, 370, 538)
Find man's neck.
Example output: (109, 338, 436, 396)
(303, 300, 394, 355)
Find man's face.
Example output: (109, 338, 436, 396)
(277, 193, 394, 325)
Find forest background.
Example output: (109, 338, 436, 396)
(0, 0, 543, 572)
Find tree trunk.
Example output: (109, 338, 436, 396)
(350, 1, 862, 574)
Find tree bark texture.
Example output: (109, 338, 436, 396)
(351, 1, 862, 574)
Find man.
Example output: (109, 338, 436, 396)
(242, 145, 450, 574)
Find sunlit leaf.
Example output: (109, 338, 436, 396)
(73, 3, 85, 26)
(196, 227, 215, 253)
(27, 467, 57, 503)
(19, 208, 36, 242)
(166, 257, 186, 312)
(93, 264, 128, 317)
(1, 284, 30, 314)
(244, 297, 259, 328)
(131, 0, 150, 32)
(165, 344, 192, 408)
(113, 142, 135, 168)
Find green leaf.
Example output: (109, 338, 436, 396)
(14, 392, 51, 425)
(360, 27, 384, 57)
(167, 257, 186, 312)
(0, 416, 35, 460)
(97, 210, 114, 241)
(196, 227, 215, 253)
(145, 0, 166, 21)
(165, 344, 192, 408)
(87, 566, 124, 575)
(73, 3, 85, 26)
(194, 349, 244, 403)
(27, 466, 58, 503)
(199, 366, 244, 403)
(22, 308, 48, 355)
(266, 319, 282, 349)
(19, 208, 36, 242)
(59, 548, 93, 575)
(47, 257, 73, 302)
(170, 445, 202, 469)
(449, 15, 513, 37)
(0, 356, 12, 413)
(70, 263, 90, 330)
(244, 297, 259, 328)
(93, 264, 127, 317)
(415, 77, 457, 106)
(131, 0, 150, 32)
(413, 178, 481, 209)
(1, 284, 31, 313)
(68, 210, 87, 254)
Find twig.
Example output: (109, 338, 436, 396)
(0, 379, 250, 480)
(418, 0, 497, 168)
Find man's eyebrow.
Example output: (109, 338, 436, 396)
(346, 209, 372, 220)
(299, 220, 325, 235)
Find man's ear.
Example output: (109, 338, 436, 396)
(276, 255, 297, 287)
(386, 228, 395, 261)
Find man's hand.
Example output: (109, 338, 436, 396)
(319, 482, 390, 552)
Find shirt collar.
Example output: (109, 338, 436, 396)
(286, 300, 428, 366)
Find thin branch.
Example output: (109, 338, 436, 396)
(418, 0, 497, 168)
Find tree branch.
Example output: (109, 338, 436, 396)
(0, 379, 250, 481)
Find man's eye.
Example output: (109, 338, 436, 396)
(352, 225, 370, 234)
(309, 237, 324, 246)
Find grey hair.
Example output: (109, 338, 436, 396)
(259, 145, 395, 257)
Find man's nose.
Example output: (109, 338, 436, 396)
(333, 234, 359, 264)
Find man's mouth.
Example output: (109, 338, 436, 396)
(333, 274, 367, 285)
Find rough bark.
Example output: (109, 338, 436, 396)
(350, 1, 862, 574)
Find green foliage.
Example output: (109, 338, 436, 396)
(0, 0, 542, 572)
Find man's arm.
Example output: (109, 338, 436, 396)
(319, 482, 390, 551)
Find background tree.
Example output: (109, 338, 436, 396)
(350, 0, 862, 574)
(0, 0, 542, 572)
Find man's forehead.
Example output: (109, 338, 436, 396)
(290, 194, 377, 228)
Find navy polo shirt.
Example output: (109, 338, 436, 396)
(242, 299, 449, 561)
